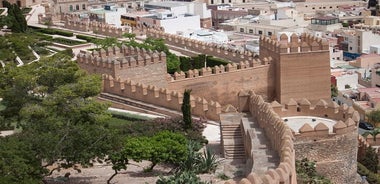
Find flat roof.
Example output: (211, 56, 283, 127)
(283, 116, 336, 133)
(145, 2, 190, 8)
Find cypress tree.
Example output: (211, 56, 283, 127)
(182, 89, 192, 130)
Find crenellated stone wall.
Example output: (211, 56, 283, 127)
(269, 98, 360, 184)
(167, 59, 275, 107)
(62, 14, 129, 37)
(229, 90, 296, 184)
(77, 45, 168, 88)
(102, 75, 221, 120)
(230, 92, 361, 184)
(146, 29, 255, 63)
(260, 33, 331, 104)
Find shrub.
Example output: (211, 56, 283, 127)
(156, 171, 208, 184)
(197, 148, 219, 174)
(122, 131, 188, 171)
(357, 162, 380, 184)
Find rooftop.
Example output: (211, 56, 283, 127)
(283, 116, 336, 133)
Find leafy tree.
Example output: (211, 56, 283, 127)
(2, 1, 27, 33)
(367, 110, 380, 127)
(94, 37, 119, 49)
(122, 32, 136, 40)
(0, 135, 48, 184)
(331, 85, 338, 98)
(0, 54, 117, 181)
(359, 146, 379, 173)
(122, 131, 188, 171)
(182, 89, 192, 130)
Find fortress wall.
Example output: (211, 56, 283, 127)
(102, 75, 221, 120)
(63, 14, 128, 37)
(231, 91, 296, 184)
(271, 98, 361, 123)
(259, 33, 331, 103)
(270, 98, 360, 184)
(168, 64, 275, 108)
(232, 92, 360, 184)
(294, 128, 358, 184)
(77, 46, 169, 88)
(146, 29, 255, 63)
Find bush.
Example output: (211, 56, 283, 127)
(357, 162, 380, 184)
(52, 37, 86, 46)
(30, 27, 73, 37)
(156, 171, 208, 184)
(76, 34, 101, 43)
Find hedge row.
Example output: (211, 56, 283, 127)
(75, 34, 102, 43)
(357, 162, 380, 184)
(29, 26, 73, 37)
(52, 37, 86, 46)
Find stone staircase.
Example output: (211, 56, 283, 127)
(220, 113, 245, 159)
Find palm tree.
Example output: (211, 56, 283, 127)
(363, 127, 380, 142)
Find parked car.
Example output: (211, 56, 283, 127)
(359, 122, 374, 130)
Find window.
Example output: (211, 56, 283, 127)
(240, 28, 244, 32)
(229, 0, 231, 2)
(249, 29, 253, 33)
(350, 47, 353, 50)
(258, 30, 263, 35)
(268, 32, 272, 36)
(82, 4, 85, 10)
(312, 7, 315, 10)
(243, 0, 245, 3)
(76, 5, 79, 10)
(222, 0, 224, 3)
(211, 0, 214, 4)
(69, 5, 73, 11)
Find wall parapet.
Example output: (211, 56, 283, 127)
(77, 45, 166, 70)
(259, 33, 329, 54)
(62, 13, 130, 37)
(102, 75, 221, 120)
(169, 60, 271, 81)
(270, 98, 360, 123)
(146, 29, 255, 63)
(228, 91, 296, 184)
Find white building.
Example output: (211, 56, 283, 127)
(331, 69, 359, 91)
(370, 45, 380, 54)
(138, 10, 201, 34)
(89, 5, 127, 27)
(342, 29, 380, 54)
(144, 1, 211, 28)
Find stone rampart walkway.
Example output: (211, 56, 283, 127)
(242, 115, 279, 175)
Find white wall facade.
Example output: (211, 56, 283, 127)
(370, 45, 380, 54)
(104, 8, 127, 27)
(159, 15, 201, 34)
(336, 73, 358, 91)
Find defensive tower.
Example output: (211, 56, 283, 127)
(259, 33, 331, 103)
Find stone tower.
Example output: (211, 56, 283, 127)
(259, 33, 331, 103)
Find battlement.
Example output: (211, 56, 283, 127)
(270, 98, 360, 123)
(146, 29, 255, 63)
(259, 33, 329, 54)
(77, 45, 166, 69)
(232, 90, 296, 184)
(293, 118, 356, 137)
(102, 75, 221, 120)
(169, 58, 271, 81)
(62, 14, 129, 37)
